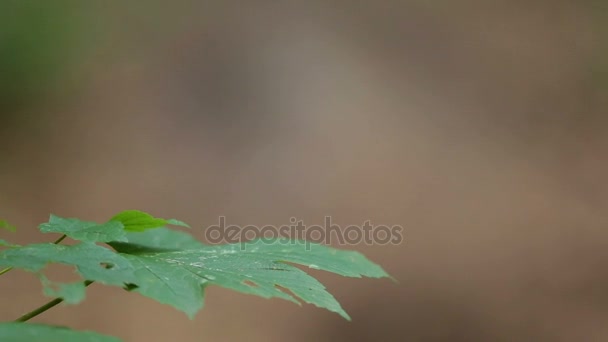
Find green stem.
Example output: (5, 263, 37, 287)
(14, 298, 63, 322)
(0, 234, 67, 277)
(0, 266, 11, 276)
(14, 280, 93, 322)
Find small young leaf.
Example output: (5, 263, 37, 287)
(110, 210, 189, 232)
(0, 219, 16, 232)
(40, 215, 126, 243)
(0, 323, 121, 342)
(0, 242, 137, 286)
(110, 238, 390, 320)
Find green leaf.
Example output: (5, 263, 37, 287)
(123, 228, 204, 250)
(118, 251, 206, 318)
(0, 219, 16, 232)
(0, 242, 137, 286)
(2, 213, 389, 323)
(40, 215, 126, 243)
(111, 237, 390, 320)
(0, 323, 121, 342)
(110, 210, 190, 232)
(40, 275, 87, 304)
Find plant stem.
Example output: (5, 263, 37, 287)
(0, 234, 67, 277)
(14, 298, 63, 322)
(14, 280, 93, 322)
(52, 234, 67, 245)
(0, 267, 12, 276)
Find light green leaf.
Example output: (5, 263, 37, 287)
(0, 219, 16, 232)
(40, 275, 87, 304)
(110, 238, 390, 320)
(40, 215, 126, 243)
(0, 242, 137, 286)
(0, 323, 121, 342)
(110, 210, 189, 232)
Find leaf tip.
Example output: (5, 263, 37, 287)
(0, 219, 16, 232)
(166, 218, 190, 228)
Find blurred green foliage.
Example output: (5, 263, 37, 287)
(0, 1, 89, 126)
(591, 0, 608, 91)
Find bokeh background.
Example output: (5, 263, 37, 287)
(1, 1, 607, 341)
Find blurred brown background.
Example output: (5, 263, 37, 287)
(1, 1, 607, 341)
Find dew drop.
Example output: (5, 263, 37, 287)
(308, 264, 320, 270)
